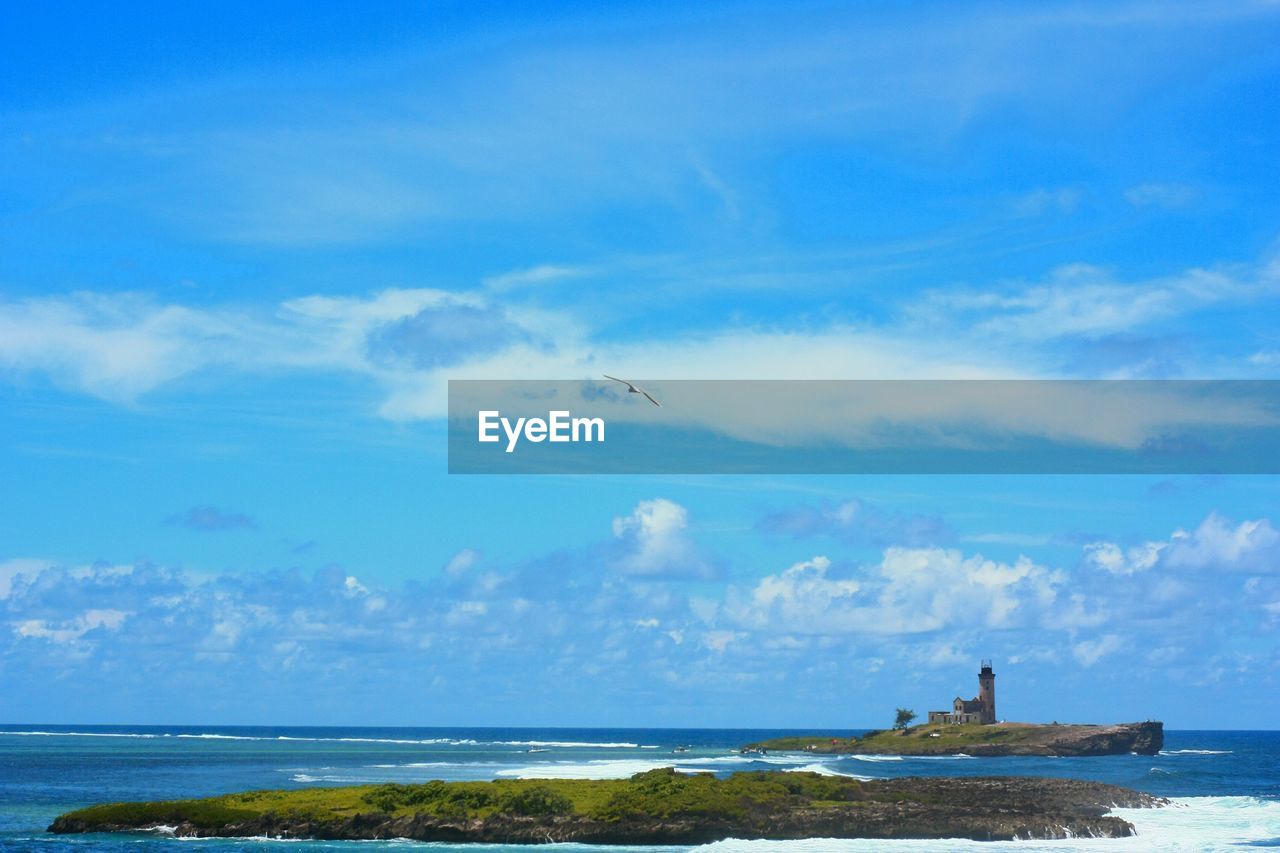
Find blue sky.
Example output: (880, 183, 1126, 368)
(2, 0, 1279, 728)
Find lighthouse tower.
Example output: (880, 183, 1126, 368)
(978, 660, 996, 724)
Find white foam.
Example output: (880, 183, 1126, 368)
(0, 730, 163, 739)
(290, 773, 371, 783)
(1159, 749, 1232, 755)
(0, 730, 662, 749)
(363, 761, 457, 769)
(496, 759, 680, 779)
(492, 752, 837, 781)
(176, 835, 302, 843)
(784, 763, 876, 781)
(492, 740, 650, 748)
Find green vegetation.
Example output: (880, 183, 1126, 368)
(746, 722, 1080, 754)
(55, 799, 260, 832)
(893, 708, 917, 730)
(740, 735, 860, 751)
(55, 769, 916, 830)
(50, 770, 1164, 843)
(742, 721, 1165, 757)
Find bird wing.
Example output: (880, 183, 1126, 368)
(603, 374, 642, 392)
(640, 389, 661, 407)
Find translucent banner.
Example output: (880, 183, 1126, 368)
(447, 380, 1280, 474)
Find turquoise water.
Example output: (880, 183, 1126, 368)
(2, 726, 1277, 851)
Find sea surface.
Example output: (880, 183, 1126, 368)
(1, 726, 1277, 852)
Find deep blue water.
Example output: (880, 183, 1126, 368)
(1, 726, 1277, 851)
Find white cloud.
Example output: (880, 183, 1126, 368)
(1011, 187, 1081, 217)
(1073, 633, 1125, 667)
(1083, 540, 1165, 574)
(444, 548, 481, 577)
(727, 548, 1061, 636)
(0, 558, 50, 598)
(612, 498, 710, 578)
(1084, 512, 1280, 575)
(915, 260, 1276, 341)
(1164, 514, 1280, 572)
(483, 264, 589, 292)
(2, 248, 1277, 440)
(1124, 183, 1197, 209)
(737, 556, 861, 631)
(14, 609, 129, 645)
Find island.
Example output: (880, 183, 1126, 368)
(743, 720, 1164, 757)
(743, 661, 1162, 756)
(49, 769, 1166, 843)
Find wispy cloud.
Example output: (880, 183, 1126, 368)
(165, 506, 257, 532)
(1124, 182, 1198, 209)
(483, 265, 590, 292)
(756, 498, 954, 547)
(911, 259, 1279, 342)
(6, 2, 1274, 246)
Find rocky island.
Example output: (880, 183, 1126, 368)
(50, 769, 1166, 844)
(744, 720, 1164, 757)
(744, 661, 1163, 756)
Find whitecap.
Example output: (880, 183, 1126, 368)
(0, 730, 163, 739)
(783, 763, 876, 781)
(492, 740, 649, 748)
(691, 796, 1280, 851)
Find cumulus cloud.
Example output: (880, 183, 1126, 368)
(611, 498, 712, 578)
(1083, 540, 1165, 575)
(728, 556, 860, 633)
(4, 505, 1278, 720)
(0, 558, 50, 599)
(1084, 512, 1280, 575)
(13, 608, 128, 645)
(1163, 513, 1280, 572)
(165, 506, 257, 532)
(726, 548, 1062, 636)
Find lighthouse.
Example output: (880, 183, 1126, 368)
(978, 660, 996, 724)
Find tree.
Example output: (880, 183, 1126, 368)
(894, 708, 917, 730)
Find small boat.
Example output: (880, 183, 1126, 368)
(673, 745, 690, 753)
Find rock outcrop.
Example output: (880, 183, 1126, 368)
(746, 721, 1164, 757)
(49, 771, 1166, 844)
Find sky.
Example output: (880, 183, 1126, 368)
(1, 0, 1279, 729)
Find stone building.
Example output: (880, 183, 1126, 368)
(927, 660, 996, 725)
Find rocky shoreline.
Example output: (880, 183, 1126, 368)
(745, 721, 1164, 757)
(49, 771, 1166, 844)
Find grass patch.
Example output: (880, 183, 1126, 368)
(57, 770, 876, 830)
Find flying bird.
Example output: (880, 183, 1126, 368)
(603, 374, 661, 407)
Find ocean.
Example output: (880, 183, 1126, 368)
(1, 726, 1277, 851)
